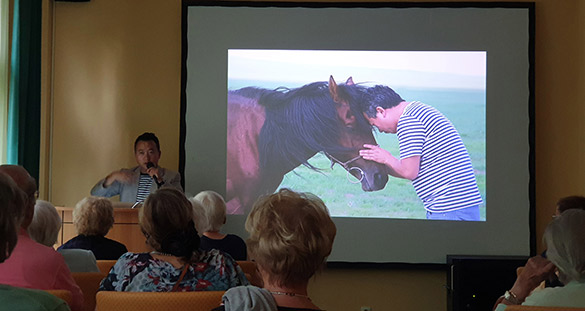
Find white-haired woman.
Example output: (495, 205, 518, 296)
(494, 209, 585, 310)
(191, 191, 247, 260)
(29, 200, 99, 273)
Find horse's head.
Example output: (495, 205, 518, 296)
(327, 76, 388, 191)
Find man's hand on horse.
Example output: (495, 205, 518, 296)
(359, 144, 393, 166)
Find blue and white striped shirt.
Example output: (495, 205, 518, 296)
(397, 102, 483, 212)
(136, 174, 153, 203)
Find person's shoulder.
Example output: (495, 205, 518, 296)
(199, 249, 236, 265)
(0, 284, 70, 311)
(225, 234, 247, 246)
(222, 286, 277, 310)
(25, 237, 66, 261)
(103, 236, 128, 249)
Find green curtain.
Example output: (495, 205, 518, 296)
(7, 0, 41, 181)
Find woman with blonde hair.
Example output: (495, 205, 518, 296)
(29, 200, 99, 272)
(58, 196, 127, 260)
(217, 188, 336, 311)
(191, 190, 247, 260)
(99, 188, 248, 292)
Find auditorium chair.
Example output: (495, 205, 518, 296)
(506, 306, 585, 311)
(72, 272, 107, 311)
(236, 260, 263, 287)
(45, 289, 73, 306)
(95, 291, 225, 311)
(96, 260, 117, 274)
(236, 260, 257, 275)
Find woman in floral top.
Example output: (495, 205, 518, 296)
(99, 188, 248, 292)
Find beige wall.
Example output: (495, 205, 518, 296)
(41, 0, 585, 310)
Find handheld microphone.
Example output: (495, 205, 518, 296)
(146, 162, 163, 188)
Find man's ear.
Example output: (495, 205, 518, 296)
(376, 106, 386, 116)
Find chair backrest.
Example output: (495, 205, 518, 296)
(236, 261, 257, 276)
(95, 291, 225, 311)
(45, 289, 73, 306)
(72, 272, 107, 311)
(236, 260, 263, 287)
(96, 260, 117, 274)
(506, 306, 585, 311)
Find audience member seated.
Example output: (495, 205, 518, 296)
(493, 209, 585, 310)
(98, 188, 249, 292)
(29, 200, 99, 273)
(0, 165, 83, 311)
(216, 188, 337, 311)
(58, 196, 128, 260)
(191, 190, 247, 260)
(544, 195, 585, 287)
(555, 195, 585, 216)
(0, 173, 71, 311)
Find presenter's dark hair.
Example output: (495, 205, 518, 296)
(361, 85, 405, 118)
(134, 132, 160, 152)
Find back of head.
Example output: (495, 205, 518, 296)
(0, 165, 37, 229)
(544, 209, 585, 284)
(0, 173, 26, 262)
(29, 200, 62, 246)
(141, 188, 199, 260)
(557, 195, 585, 214)
(246, 188, 337, 288)
(73, 196, 114, 236)
(193, 190, 226, 232)
(360, 85, 404, 118)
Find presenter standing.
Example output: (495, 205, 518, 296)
(91, 132, 183, 204)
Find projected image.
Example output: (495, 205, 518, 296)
(227, 50, 486, 221)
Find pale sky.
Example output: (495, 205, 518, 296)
(228, 50, 487, 90)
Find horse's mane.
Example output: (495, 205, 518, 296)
(229, 87, 272, 100)
(336, 83, 375, 131)
(257, 82, 350, 173)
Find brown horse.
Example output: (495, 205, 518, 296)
(226, 77, 388, 214)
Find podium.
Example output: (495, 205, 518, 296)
(55, 206, 151, 252)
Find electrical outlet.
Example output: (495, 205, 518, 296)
(360, 307, 372, 311)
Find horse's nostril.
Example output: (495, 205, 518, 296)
(374, 173, 383, 183)
(373, 172, 388, 187)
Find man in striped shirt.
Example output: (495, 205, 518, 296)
(91, 132, 183, 204)
(358, 85, 483, 221)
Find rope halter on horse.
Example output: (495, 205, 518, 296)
(322, 151, 364, 184)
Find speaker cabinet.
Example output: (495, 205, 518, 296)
(447, 255, 529, 311)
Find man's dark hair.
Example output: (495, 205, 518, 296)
(134, 132, 160, 152)
(557, 195, 585, 213)
(361, 85, 405, 118)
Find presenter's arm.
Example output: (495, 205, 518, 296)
(90, 169, 131, 197)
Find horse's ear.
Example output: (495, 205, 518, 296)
(346, 77, 354, 85)
(329, 75, 340, 103)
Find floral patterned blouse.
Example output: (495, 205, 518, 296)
(98, 250, 249, 292)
